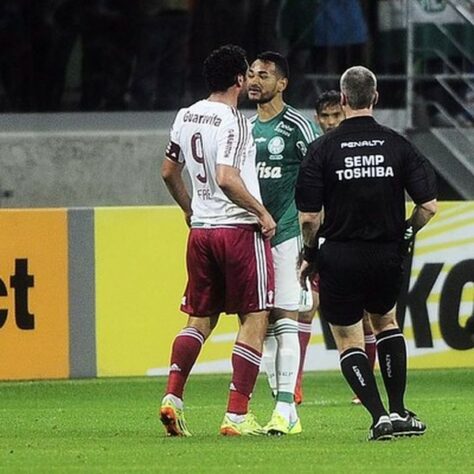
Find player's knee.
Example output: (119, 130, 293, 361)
(298, 309, 316, 323)
(187, 314, 219, 340)
(368, 310, 398, 335)
(238, 312, 268, 348)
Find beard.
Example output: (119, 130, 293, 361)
(248, 89, 276, 104)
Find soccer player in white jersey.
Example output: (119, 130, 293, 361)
(160, 44, 276, 437)
(247, 51, 319, 435)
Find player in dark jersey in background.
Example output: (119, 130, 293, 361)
(247, 51, 319, 435)
(296, 66, 437, 441)
(296, 90, 377, 406)
(314, 90, 345, 132)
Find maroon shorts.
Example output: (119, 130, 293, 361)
(311, 273, 320, 293)
(181, 225, 274, 316)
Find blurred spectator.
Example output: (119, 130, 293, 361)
(375, 0, 407, 107)
(0, 0, 469, 114)
(129, 0, 191, 110)
(80, 0, 135, 110)
(312, 0, 369, 74)
(0, 0, 33, 111)
(278, 0, 319, 106)
(187, 0, 275, 100)
(31, 0, 81, 111)
(254, 0, 284, 53)
(279, 0, 370, 106)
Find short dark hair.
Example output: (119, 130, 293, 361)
(315, 90, 341, 114)
(340, 66, 377, 109)
(203, 44, 248, 93)
(256, 51, 289, 79)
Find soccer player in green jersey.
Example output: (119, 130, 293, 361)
(247, 51, 319, 435)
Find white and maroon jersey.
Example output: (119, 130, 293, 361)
(165, 99, 261, 225)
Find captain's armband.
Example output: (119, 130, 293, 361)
(165, 141, 181, 162)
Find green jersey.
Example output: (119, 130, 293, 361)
(251, 105, 319, 246)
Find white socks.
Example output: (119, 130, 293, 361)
(262, 318, 301, 422)
(274, 318, 300, 398)
(262, 324, 278, 397)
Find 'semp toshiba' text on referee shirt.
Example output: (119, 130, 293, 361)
(295, 116, 437, 242)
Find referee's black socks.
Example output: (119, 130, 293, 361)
(376, 328, 407, 416)
(340, 348, 387, 423)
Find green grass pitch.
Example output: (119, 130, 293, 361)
(1, 369, 473, 473)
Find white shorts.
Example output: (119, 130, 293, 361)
(272, 236, 301, 311)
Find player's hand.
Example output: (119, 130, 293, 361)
(297, 248, 305, 268)
(259, 211, 276, 240)
(298, 259, 318, 290)
(184, 211, 192, 228)
(299, 260, 310, 289)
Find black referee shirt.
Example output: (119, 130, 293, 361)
(295, 116, 437, 242)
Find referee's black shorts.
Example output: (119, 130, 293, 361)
(318, 240, 404, 326)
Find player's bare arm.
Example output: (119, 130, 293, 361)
(408, 199, 437, 233)
(298, 211, 322, 288)
(216, 163, 276, 239)
(161, 157, 192, 227)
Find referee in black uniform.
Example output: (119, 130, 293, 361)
(295, 66, 437, 441)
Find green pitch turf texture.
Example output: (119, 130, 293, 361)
(1, 369, 473, 473)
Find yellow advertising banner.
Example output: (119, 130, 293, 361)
(404, 201, 474, 368)
(95, 202, 474, 377)
(95, 207, 186, 375)
(2, 202, 470, 381)
(0, 210, 69, 380)
(94, 206, 240, 376)
(277, 201, 474, 372)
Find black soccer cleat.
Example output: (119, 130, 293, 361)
(390, 410, 426, 437)
(368, 415, 394, 441)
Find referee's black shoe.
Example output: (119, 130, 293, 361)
(390, 410, 426, 437)
(368, 415, 394, 441)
